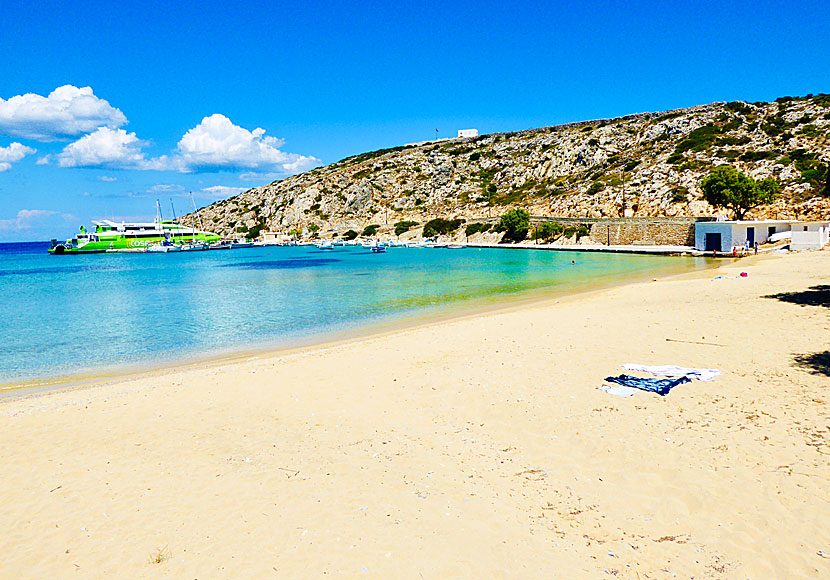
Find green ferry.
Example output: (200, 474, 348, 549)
(49, 219, 221, 254)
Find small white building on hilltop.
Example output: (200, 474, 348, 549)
(457, 129, 478, 138)
(694, 220, 830, 252)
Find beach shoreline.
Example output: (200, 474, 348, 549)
(0, 251, 719, 400)
(1, 250, 827, 578)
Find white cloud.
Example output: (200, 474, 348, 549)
(53, 127, 165, 169)
(0, 85, 127, 141)
(0, 209, 58, 231)
(149, 183, 185, 193)
(0, 142, 36, 171)
(175, 114, 320, 173)
(97, 175, 117, 182)
(41, 112, 319, 176)
(200, 185, 248, 199)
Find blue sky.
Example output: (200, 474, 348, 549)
(1, 0, 828, 241)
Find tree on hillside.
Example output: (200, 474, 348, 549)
(495, 209, 530, 242)
(699, 166, 780, 220)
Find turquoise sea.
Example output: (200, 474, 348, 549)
(0, 242, 711, 388)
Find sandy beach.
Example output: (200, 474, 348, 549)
(1, 250, 828, 579)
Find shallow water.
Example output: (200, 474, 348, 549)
(0, 242, 711, 385)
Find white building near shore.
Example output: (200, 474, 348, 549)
(694, 220, 830, 252)
(457, 129, 478, 138)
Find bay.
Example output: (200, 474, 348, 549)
(0, 242, 710, 386)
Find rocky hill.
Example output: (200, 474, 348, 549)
(189, 94, 830, 241)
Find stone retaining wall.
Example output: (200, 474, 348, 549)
(587, 218, 702, 246)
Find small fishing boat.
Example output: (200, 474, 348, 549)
(370, 244, 386, 253)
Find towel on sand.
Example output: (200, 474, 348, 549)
(622, 364, 721, 382)
(604, 374, 691, 396)
(598, 384, 638, 397)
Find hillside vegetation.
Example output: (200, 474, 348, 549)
(189, 94, 830, 240)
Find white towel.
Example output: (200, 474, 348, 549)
(622, 364, 721, 382)
(598, 385, 638, 397)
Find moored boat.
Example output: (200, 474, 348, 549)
(49, 219, 220, 255)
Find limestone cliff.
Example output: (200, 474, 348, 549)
(188, 95, 830, 239)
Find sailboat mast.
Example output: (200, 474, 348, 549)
(190, 192, 205, 231)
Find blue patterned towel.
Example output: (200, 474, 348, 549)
(603, 374, 691, 396)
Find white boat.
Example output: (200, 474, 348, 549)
(446, 243, 464, 249)
(179, 242, 209, 251)
(230, 239, 254, 249)
(146, 241, 182, 252)
(370, 245, 386, 253)
(316, 240, 334, 250)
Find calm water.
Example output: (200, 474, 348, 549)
(0, 242, 710, 385)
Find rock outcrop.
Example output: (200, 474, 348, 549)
(188, 95, 830, 239)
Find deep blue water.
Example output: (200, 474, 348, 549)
(0, 242, 710, 385)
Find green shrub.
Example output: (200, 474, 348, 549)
(465, 222, 492, 236)
(667, 152, 684, 164)
(308, 223, 320, 232)
(423, 218, 464, 237)
(624, 160, 641, 171)
(468, 152, 481, 161)
(495, 209, 530, 242)
(343, 229, 358, 240)
(724, 101, 753, 115)
(811, 93, 830, 107)
(670, 186, 689, 203)
(586, 181, 605, 195)
(716, 149, 741, 160)
(797, 124, 822, 138)
(532, 221, 564, 241)
(740, 150, 776, 162)
(717, 135, 751, 146)
(674, 123, 722, 153)
(394, 220, 419, 236)
(362, 224, 380, 236)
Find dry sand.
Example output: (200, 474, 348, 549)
(1, 250, 829, 579)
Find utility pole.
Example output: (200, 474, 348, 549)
(620, 166, 626, 217)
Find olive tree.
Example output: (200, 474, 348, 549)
(699, 165, 779, 220)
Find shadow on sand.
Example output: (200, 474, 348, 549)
(765, 286, 830, 376)
(793, 351, 830, 377)
(764, 285, 830, 308)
